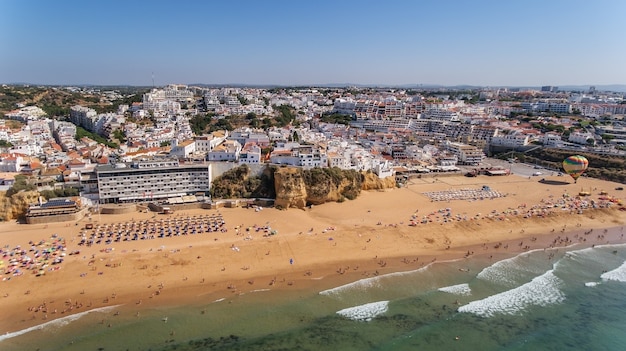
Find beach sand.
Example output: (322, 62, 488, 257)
(1, 174, 625, 335)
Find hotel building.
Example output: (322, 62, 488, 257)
(95, 158, 211, 203)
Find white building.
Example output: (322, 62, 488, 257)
(490, 133, 530, 148)
(170, 140, 196, 158)
(207, 140, 242, 161)
(270, 144, 328, 169)
(238, 142, 262, 164)
(444, 142, 484, 165)
(541, 132, 563, 147)
(194, 131, 228, 153)
(568, 130, 595, 145)
(0, 153, 24, 172)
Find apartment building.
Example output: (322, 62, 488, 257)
(595, 124, 626, 144)
(490, 133, 530, 148)
(95, 158, 211, 203)
(270, 144, 327, 168)
(69, 105, 98, 131)
(143, 85, 193, 112)
(444, 142, 484, 165)
(520, 101, 572, 114)
(422, 109, 460, 121)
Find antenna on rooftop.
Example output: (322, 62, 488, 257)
(152, 72, 155, 88)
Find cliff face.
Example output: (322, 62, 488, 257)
(274, 167, 396, 209)
(273, 167, 308, 209)
(361, 171, 397, 190)
(0, 190, 40, 221)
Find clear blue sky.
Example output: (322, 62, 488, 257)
(1, 0, 625, 87)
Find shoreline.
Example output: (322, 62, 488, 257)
(1, 174, 625, 337)
(2, 221, 625, 343)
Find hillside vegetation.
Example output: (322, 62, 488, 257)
(507, 149, 626, 184)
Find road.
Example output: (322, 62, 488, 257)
(479, 158, 564, 178)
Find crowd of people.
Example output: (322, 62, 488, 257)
(410, 190, 620, 226)
(1, 234, 67, 280)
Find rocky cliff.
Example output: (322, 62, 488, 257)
(273, 167, 308, 209)
(361, 171, 397, 190)
(210, 165, 397, 209)
(274, 167, 396, 209)
(0, 190, 39, 221)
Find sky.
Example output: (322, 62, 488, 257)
(1, 0, 625, 87)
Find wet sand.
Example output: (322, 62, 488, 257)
(1, 174, 625, 335)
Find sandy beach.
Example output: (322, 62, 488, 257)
(1, 173, 625, 335)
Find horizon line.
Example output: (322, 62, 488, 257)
(3, 82, 626, 89)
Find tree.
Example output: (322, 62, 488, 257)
(6, 175, 37, 197)
(261, 118, 273, 129)
(237, 95, 249, 105)
(75, 126, 118, 149)
(113, 129, 127, 143)
(273, 105, 296, 127)
(210, 118, 233, 132)
(320, 112, 353, 125)
(601, 134, 615, 141)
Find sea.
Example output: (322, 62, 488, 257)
(2, 227, 626, 351)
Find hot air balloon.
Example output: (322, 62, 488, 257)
(562, 155, 588, 183)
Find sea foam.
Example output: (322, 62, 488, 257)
(319, 276, 381, 296)
(319, 265, 432, 296)
(600, 261, 626, 282)
(336, 301, 389, 321)
(438, 283, 472, 296)
(0, 305, 120, 342)
(476, 249, 548, 286)
(458, 270, 564, 317)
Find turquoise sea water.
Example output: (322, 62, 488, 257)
(3, 229, 626, 351)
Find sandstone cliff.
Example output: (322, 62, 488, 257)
(210, 165, 397, 209)
(361, 171, 397, 190)
(0, 190, 40, 221)
(273, 167, 308, 209)
(274, 167, 396, 209)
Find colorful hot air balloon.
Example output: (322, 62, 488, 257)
(562, 155, 588, 183)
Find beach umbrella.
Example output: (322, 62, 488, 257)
(562, 155, 588, 183)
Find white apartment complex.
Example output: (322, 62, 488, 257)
(444, 142, 484, 165)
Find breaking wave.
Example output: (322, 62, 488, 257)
(600, 261, 626, 282)
(438, 283, 472, 296)
(336, 301, 389, 321)
(458, 270, 564, 317)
